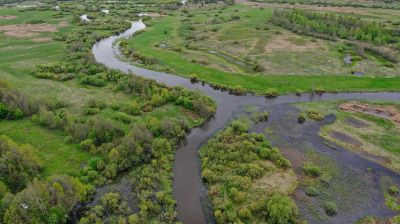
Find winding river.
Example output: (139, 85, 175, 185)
(92, 21, 400, 224)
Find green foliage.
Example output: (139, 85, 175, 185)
(79, 193, 130, 223)
(0, 135, 42, 192)
(306, 110, 324, 121)
(265, 192, 299, 224)
(388, 185, 399, 195)
(323, 201, 337, 216)
(0, 88, 37, 117)
(2, 176, 88, 224)
(0, 102, 8, 119)
(298, 113, 306, 123)
(265, 88, 278, 97)
(303, 164, 321, 177)
(251, 111, 269, 122)
(230, 119, 250, 132)
(259, 147, 291, 168)
(305, 186, 319, 196)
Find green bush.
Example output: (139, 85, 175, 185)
(265, 88, 278, 97)
(388, 185, 399, 195)
(0, 102, 8, 119)
(266, 193, 299, 224)
(298, 113, 306, 124)
(306, 110, 324, 121)
(190, 74, 199, 82)
(80, 76, 107, 87)
(305, 186, 319, 196)
(303, 164, 321, 177)
(251, 111, 269, 122)
(230, 119, 249, 133)
(324, 201, 337, 216)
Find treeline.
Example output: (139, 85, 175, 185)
(0, 136, 41, 193)
(252, 0, 400, 10)
(200, 118, 298, 223)
(272, 9, 400, 46)
(271, 9, 400, 62)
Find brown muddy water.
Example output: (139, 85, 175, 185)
(90, 21, 400, 224)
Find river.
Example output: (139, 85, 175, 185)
(92, 21, 400, 224)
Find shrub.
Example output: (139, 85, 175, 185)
(314, 86, 326, 94)
(230, 85, 246, 95)
(80, 139, 96, 151)
(3, 176, 88, 224)
(305, 186, 319, 196)
(388, 185, 399, 195)
(190, 74, 199, 82)
(298, 113, 306, 124)
(251, 111, 269, 122)
(0, 136, 41, 192)
(306, 110, 324, 121)
(265, 88, 278, 97)
(83, 107, 100, 115)
(324, 201, 337, 216)
(64, 135, 74, 144)
(0, 102, 8, 119)
(266, 193, 299, 224)
(303, 164, 321, 177)
(238, 207, 251, 219)
(259, 147, 291, 168)
(230, 120, 249, 133)
(80, 76, 107, 87)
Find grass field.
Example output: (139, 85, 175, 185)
(125, 3, 400, 94)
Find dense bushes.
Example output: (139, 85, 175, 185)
(0, 136, 42, 192)
(2, 175, 89, 224)
(79, 193, 131, 223)
(200, 118, 298, 223)
(0, 88, 38, 117)
(272, 9, 399, 47)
